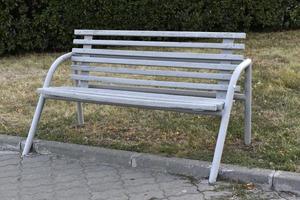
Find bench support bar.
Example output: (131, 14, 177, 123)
(244, 64, 252, 145)
(209, 59, 252, 183)
(22, 95, 45, 156)
(76, 102, 84, 125)
(209, 108, 232, 183)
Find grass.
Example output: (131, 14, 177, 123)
(0, 30, 300, 172)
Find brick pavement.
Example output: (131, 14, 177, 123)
(0, 150, 298, 200)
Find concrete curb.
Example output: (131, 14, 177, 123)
(0, 134, 299, 195)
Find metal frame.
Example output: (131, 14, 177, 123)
(22, 52, 72, 155)
(209, 59, 252, 183)
(22, 37, 252, 184)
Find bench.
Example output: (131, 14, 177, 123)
(22, 30, 252, 183)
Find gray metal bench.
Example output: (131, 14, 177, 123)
(22, 30, 252, 183)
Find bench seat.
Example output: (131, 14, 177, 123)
(38, 87, 225, 112)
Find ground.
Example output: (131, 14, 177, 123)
(0, 30, 300, 172)
(1, 149, 298, 200)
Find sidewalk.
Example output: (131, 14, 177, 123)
(0, 150, 298, 200)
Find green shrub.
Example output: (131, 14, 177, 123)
(0, 0, 299, 55)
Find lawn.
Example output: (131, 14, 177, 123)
(0, 30, 299, 172)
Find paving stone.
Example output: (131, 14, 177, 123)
(126, 183, 161, 194)
(21, 166, 52, 175)
(21, 160, 51, 168)
(22, 192, 54, 200)
(55, 187, 90, 198)
(92, 189, 128, 200)
(53, 173, 83, 183)
(0, 167, 20, 178)
(160, 183, 199, 197)
(83, 164, 117, 171)
(119, 169, 154, 180)
(54, 179, 86, 191)
(164, 186, 199, 197)
(0, 152, 19, 156)
(159, 179, 199, 196)
(123, 177, 156, 187)
(54, 168, 82, 177)
(87, 174, 120, 185)
(203, 190, 233, 199)
(21, 178, 52, 188)
(197, 180, 216, 191)
(0, 182, 19, 193)
(153, 172, 181, 183)
(21, 155, 50, 164)
(169, 193, 204, 200)
(20, 172, 51, 181)
(85, 171, 118, 180)
(0, 176, 20, 184)
(52, 162, 81, 171)
(0, 158, 20, 167)
(19, 184, 54, 196)
(129, 189, 164, 200)
(89, 181, 124, 192)
(0, 194, 19, 200)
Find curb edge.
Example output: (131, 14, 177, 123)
(0, 134, 299, 195)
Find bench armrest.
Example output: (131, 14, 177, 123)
(43, 52, 73, 87)
(224, 59, 252, 107)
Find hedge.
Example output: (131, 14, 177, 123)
(0, 0, 299, 55)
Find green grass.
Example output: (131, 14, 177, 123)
(0, 30, 300, 172)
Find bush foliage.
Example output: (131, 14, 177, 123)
(0, 0, 299, 54)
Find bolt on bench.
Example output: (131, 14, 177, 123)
(22, 30, 252, 183)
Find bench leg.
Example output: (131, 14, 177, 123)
(22, 95, 45, 156)
(76, 102, 84, 125)
(244, 65, 252, 145)
(209, 110, 231, 184)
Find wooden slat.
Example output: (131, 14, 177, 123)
(38, 87, 225, 111)
(74, 30, 246, 39)
(70, 74, 240, 91)
(71, 65, 232, 80)
(71, 56, 238, 70)
(73, 39, 245, 50)
(72, 48, 244, 62)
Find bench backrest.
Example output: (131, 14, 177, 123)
(71, 30, 246, 98)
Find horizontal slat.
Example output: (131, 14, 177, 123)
(72, 48, 244, 62)
(38, 87, 225, 111)
(44, 95, 223, 115)
(74, 30, 246, 39)
(73, 39, 245, 50)
(71, 74, 240, 91)
(72, 65, 232, 80)
(71, 56, 238, 70)
(89, 84, 246, 100)
(46, 87, 224, 104)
